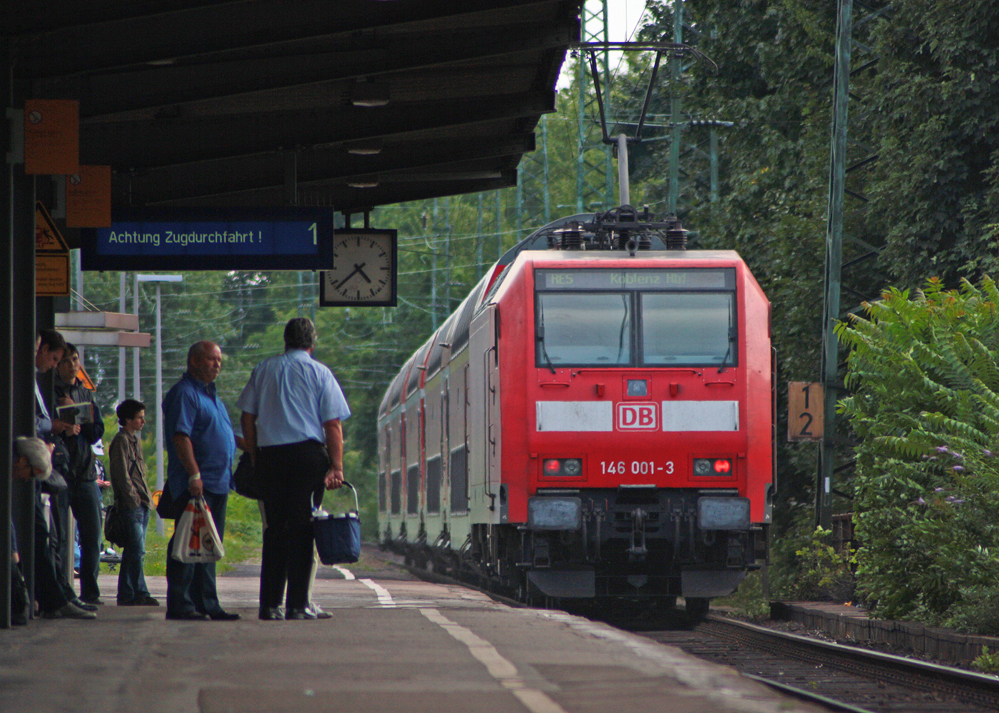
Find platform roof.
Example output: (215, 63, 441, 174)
(8, 0, 581, 218)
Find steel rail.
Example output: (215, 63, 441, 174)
(702, 615, 999, 711)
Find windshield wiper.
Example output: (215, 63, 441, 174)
(616, 293, 630, 363)
(537, 302, 557, 374)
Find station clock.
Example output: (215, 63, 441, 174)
(320, 229, 397, 307)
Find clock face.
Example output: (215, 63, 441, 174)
(320, 230, 397, 306)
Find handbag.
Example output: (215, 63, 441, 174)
(312, 481, 361, 565)
(171, 496, 225, 563)
(10, 562, 29, 626)
(233, 451, 260, 500)
(103, 501, 129, 547)
(155, 484, 188, 520)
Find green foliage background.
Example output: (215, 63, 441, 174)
(837, 279, 999, 629)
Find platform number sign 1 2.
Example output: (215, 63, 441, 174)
(788, 381, 824, 442)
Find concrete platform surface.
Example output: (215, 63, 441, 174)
(1, 561, 826, 713)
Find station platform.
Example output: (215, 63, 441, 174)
(1, 548, 828, 713)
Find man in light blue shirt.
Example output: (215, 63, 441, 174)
(237, 318, 350, 620)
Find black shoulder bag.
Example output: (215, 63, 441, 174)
(233, 451, 261, 500)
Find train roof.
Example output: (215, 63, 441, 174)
(516, 249, 747, 263)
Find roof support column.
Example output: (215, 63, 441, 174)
(0, 35, 13, 629)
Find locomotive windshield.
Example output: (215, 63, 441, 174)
(535, 268, 737, 368)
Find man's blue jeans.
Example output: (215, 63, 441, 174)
(117, 505, 151, 603)
(69, 479, 104, 602)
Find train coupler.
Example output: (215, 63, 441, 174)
(532, 538, 551, 569)
(627, 508, 648, 561)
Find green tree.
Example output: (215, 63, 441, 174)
(866, 0, 999, 286)
(837, 277, 999, 625)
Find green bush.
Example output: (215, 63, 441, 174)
(715, 570, 771, 620)
(768, 506, 856, 603)
(837, 276, 999, 626)
(973, 645, 999, 674)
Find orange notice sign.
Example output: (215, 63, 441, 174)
(36, 254, 70, 296)
(24, 99, 80, 176)
(67, 165, 112, 227)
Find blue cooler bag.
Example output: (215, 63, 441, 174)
(312, 481, 361, 565)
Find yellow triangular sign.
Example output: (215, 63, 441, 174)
(36, 202, 69, 253)
(78, 366, 97, 391)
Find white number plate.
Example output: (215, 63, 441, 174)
(599, 460, 674, 475)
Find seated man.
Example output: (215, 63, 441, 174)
(13, 436, 95, 620)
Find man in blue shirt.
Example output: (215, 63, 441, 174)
(237, 318, 351, 620)
(162, 341, 240, 621)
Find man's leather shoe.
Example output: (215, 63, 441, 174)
(72, 598, 98, 612)
(166, 611, 210, 621)
(285, 607, 313, 620)
(209, 610, 241, 621)
(46, 602, 97, 620)
(258, 607, 284, 620)
(307, 603, 332, 619)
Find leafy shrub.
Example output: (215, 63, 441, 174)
(716, 570, 771, 620)
(944, 587, 999, 636)
(766, 505, 856, 603)
(837, 277, 999, 626)
(972, 646, 999, 674)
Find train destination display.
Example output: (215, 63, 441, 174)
(535, 268, 735, 291)
(80, 207, 336, 271)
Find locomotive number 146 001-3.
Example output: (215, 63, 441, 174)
(600, 460, 674, 475)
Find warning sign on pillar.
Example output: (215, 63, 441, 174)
(36, 202, 69, 253)
(36, 255, 70, 296)
(24, 100, 80, 176)
(35, 202, 70, 297)
(67, 165, 112, 227)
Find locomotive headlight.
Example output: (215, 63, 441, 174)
(698, 497, 750, 530)
(627, 379, 648, 397)
(693, 458, 734, 476)
(529, 496, 582, 530)
(562, 458, 582, 476)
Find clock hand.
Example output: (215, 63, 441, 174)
(335, 262, 366, 289)
(355, 264, 373, 283)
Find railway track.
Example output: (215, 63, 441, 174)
(633, 614, 999, 713)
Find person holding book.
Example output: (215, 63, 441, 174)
(108, 399, 158, 606)
(54, 343, 106, 606)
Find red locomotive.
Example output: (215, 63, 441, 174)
(378, 208, 774, 614)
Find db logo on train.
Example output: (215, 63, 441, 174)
(616, 403, 659, 431)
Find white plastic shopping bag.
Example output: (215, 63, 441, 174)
(170, 496, 225, 563)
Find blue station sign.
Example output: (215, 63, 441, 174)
(80, 207, 336, 271)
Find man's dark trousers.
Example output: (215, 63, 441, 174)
(258, 440, 326, 611)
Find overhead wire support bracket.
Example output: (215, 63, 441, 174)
(573, 41, 716, 145)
